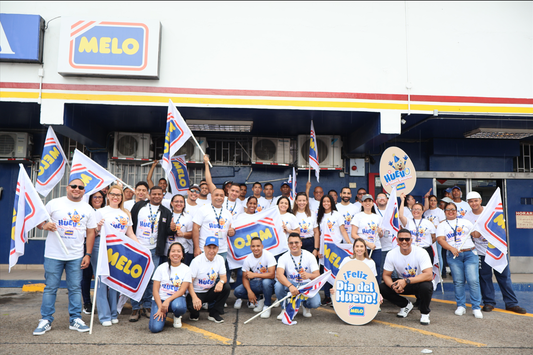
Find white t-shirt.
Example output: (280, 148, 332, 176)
(339, 257, 377, 277)
(152, 262, 192, 301)
(189, 254, 226, 293)
(464, 210, 489, 255)
(192, 204, 233, 253)
(453, 200, 472, 219)
(295, 211, 318, 239)
(124, 198, 147, 212)
(241, 249, 277, 280)
(403, 207, 413, 220)
(185, 202, 200, 219)
(256, 197, 277, 212)
(403, 218, 436, 248)
(135, 204, 161, 249)
(223, 197, 244, 217)
(280, 212, 299, 240)
(336, 203, 359, 235)
(94, 206, 132, 235)
(277, 250, 319, 285)
(167, 212, 193, 254)
(423, 207, 445, 228)
(436, 218, 475, 250)
(309, 197, 320, 214)
(351, 213, 383, 249)
(353, 201, 362, 213)
(162, 198, 171, 211)
(196, 198, 211, 208)
(44, 197, 97, 261)
(384, 246, 432, 279)
(318, 211, 347, 244)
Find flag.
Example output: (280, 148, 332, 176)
(97, 224, 155, 302)
(281, 271, 331, 325)
(227, 208, 287, 269)
(321, 236, 353, 285)
(166, 155, 190, 196)
(10, 164, 49, 271)
(309, 120, 319, 182)
(35, 126, 67, 197)
(431, 243, 441, 290)
(472, 188, 508, 273)
(288, 167, 297, 203)
(379, 185, 400, 248)
(70, 149, 119, 203)
(161, 100, 193, 178)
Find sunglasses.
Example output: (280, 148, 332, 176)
(445, 208, 457, 212)
(69, 185, 85, 190)
(398, 237, 411, 242)
(189, 190, 199, 193)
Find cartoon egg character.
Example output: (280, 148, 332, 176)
(369, 221, 377, 232)
(219, 218, 226, 227)
(176, 225, 181, 232)
(257, 206, 263, 212)
(344, 214, 352, 222)
(457, 226, 463, 234)
(300, 222, 310, 233)
(389, 154, 409, 171)
(208, 269, 217, 281)
(69, 210, 82, 223)
(327, 220, 333, 230)
(259, 265, 267, 273)
(118, 216, 128, 226)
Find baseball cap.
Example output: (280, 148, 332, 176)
(361, 194, 374, 201)
(466, 191, 482, 200)
(189, 184, 200, 191)
(281, 181, 290, 187)
(223, 181, 233, 187)
(445, 188, 453, 194)
(205, 236, 219, 247)
(452, 186, 461, 191)
(441, 197, 453, 203)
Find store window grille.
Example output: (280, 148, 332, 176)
(209, 138, 252, 166)
(515, 143, 532, 172)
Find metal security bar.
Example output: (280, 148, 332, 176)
(515, 143, 532, 172)
(209, 138, 252, 166)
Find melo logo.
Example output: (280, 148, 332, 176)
(349, 306, 365, 316)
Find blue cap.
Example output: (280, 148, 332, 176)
(452, 186, 461, 191)
(281, 181, 290, 187)
(445, 188, 453, 193)
(205, 236, 219, 247)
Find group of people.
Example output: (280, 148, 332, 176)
(32, 157, 526, 335)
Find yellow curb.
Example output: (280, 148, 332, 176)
(22, 283, 46, 292)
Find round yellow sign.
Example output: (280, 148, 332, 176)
(379, 146, 417, 195)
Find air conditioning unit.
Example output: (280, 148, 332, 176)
(297, 135, 343, 169)
(175, 137, 207, 163)
(113, 132, 152, 160)
(252, 137, 291, 165)
(0, 132, 32, 158)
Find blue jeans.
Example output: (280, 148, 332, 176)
(274, 280, 321, 309)
(447, 250, 481, 310)
(148, 297, 187, 333)
(479, 255, 518, 308)
(234, 278, 275, 306)
(132, 248, 159, 310)
(91, 237, 118, 323)
(41, 257, 83, 323)
(369, 248, 382, 284)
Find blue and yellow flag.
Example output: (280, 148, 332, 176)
(35, 126, 67, 197)
(309, 120, 319, 182)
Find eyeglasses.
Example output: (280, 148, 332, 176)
(445, 208, 457, 212)
(189, 190, 199, 194)
(412, 208, 423, 212)
(69, 185, 85, 190)
(91, 196, 103, 199)
(398, 237, 411, 242)
(108, 193, 122, 198)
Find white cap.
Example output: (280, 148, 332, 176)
(466, 191, 482, 200)
(441, 197, 453, 203)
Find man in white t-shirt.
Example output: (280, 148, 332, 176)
(451, 186, 471, 219)
(336, 187, 359, 236)
(124, 186, 134, 202)
(203, 155, 243, 217)
(147, 160, 173, 199)
(33, 179, 96, 335)
(257, 183, 278, 212)
(187, 237, 231, 323)
(306, 182, 323, 213)
(185, 184, 200, 217)
(275, 233, 321, 321)
(124, 181, 149, 211)
(233, 237, 277, 318)
(239, 184, 247, 202)
(354, 187, 367, 212)
(196, 181, 211, 207)
(380, 229, 433, 325)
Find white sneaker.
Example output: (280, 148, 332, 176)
(260, 306, 271, 319)
(248, 301, 255, 308)
(420, 314, 430, 325)
(102, 321, 112, 327)
(253, 298, 265, 313)
(173, 316, 182, 328)
(224, 303, 227, 308)
(302, 306, 312, 318)
(234, 299, 242, 309)
(473, 309, 483, 319)
(273, 299, 281, 307)
(397, 301, 414, 318)
(277, 310, 285, 320)
(202, 302, 208, 310)
(33, 319, 51, 336)
(111, 318, 119, 324)
(455, 306, 466, 316)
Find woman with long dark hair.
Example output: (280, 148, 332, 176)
(168, 194, 193, 265)
(292, 192, 319, 255)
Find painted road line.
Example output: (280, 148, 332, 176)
(315, 307, 486, 347)
(164, 317, 240, 345)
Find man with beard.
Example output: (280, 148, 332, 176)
(257, 183, 278, 212)
(451, 186, 471, 218)
(335, 187, 359, 239)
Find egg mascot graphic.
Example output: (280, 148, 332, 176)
(208, 268, 217, 281)
(299, 221, 310, 234)
(68, 210, 85, 225)
(116, 216, 128, 226)
(389, 154, 409, 172)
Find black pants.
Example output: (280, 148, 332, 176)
(301, 237, 315, 254)
(423, 245, 434, 265)
(379, 280, 433, 314)
(187, 283, 231, 318)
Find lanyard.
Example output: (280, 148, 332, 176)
(290, 253, 303, 285)
(148, 204, 160, 233)
(225, 199, 237, 214)
(211, 205, 223, 227)
(173, 212, 183, 228)
(377, 208, 383, 217)
(446, 219, 459, 246)
(412, 218, 422, 245)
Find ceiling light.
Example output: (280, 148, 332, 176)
(186, 120, 253, 132)
(464, 128, 533, 139)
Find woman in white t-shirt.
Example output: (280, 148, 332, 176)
(93, 185, 139, 326)
(292, 192, 319, 255)
(149, 242, 191, 332)
(277, 196, 299, 240)
(168, 195, 194, 265)
(338, 238, 378, 276)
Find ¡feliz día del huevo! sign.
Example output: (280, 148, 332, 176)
(332, 259, 380, 325)
(379, 146, 417, 195)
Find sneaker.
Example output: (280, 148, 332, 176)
(506, 306, 526, 314)
(260, 306, 271, 319)
(397, 301, 414, 318)
(420, 314, 430, 325)
(129, 310, 140, 322)
(473, 309, 483, 319)
(455, 306, 466, 316)
(33, 319, 51, 336)
(234, 299, 243, 309)
(69, 318, 90, 332)
(173, 316, 182, 328)
(102, 321, 112, 327)
(83, 303, 92, 315)
(277, 310, 285, 320)
(143, 307, 151, 318)
(111, 319, 119, 324)
(189, 315, 199, 321)
(302, 306, 312, 318)
(202, 303, 209, 310)
(273, 299, 281, 308)
(229, 271, 237, 283)
(207, 314, 224, 323)
(321, 297, 332, 306)
(224, 303, 228, 308)
(248, 301, 255, 309)
(253, 298, 265, 313)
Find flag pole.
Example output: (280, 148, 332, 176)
(89, 273, 99, 335)
(452, 223, 477, 259)
(190, 135, 212, 168)
(48, 220, 69, 255)
(244, 293, 291, 324)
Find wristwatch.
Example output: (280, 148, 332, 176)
(85, 253, 92, 258)
(219, 280, 225, 284)
(314, 247, 320, 251)
(404, 278, 410, 284)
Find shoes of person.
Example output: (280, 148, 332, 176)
(83, 303, 92, 315)
(260, 306, 271, 318)
(473, 309, 483, 319)
(102, 321, 112, 327)
(234, 299, 242, 309)
(69, 318, 90, 332)
(321, 297, 332, 306)
(277, 310, 285, 320)
(207, 314, 224, 323)
(189, 315, 199, 321)
(273, 299, 281, 307)
(111, 318, 119, 324)
(253, 299, 265, 313)
(229, 271, 236, 283)
(173, 316, 182, 328)
(247, 301, 255, 308)
(482, 304, 495, 312)
(506, 306, 526, 314)
(397, 302, 414, 318)
(33, 319, 51, 336)
(455, 306, 466, 316)
(202, 303, 209, 310)
(420, 314, 430, 325)
(302, 306, 312, 318)
(129, 310, 140, 322)
(143, 308, 151, 318)
(224, 303, 228, 308)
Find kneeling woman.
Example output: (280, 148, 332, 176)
(149, 242, 191, 332)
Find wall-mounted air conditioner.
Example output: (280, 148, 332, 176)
(175, 137, 207, 163)
(113, 132, 152, 160)
(0, 132, 32, 158)
(252, 137, 291, 165)
(297, 135, 342, 169)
